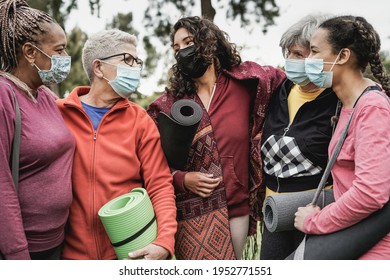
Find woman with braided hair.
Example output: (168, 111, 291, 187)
(0, 0, 75, 259)
(294, 15, 390, 259)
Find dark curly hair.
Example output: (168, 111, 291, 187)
(167, 16, 242, 98)
(320, 15, 390, 96)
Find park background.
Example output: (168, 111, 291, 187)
(27, 0, 390, 107)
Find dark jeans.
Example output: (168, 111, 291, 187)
(260, 226, 305, 260)
(30, 244, 63, 260)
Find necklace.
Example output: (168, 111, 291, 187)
(205, 83, 217, 112)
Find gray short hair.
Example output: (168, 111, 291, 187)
(279, 14, 333, 57)
(82, 29, 138, 81)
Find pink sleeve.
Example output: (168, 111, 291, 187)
(304, 102, 390, 234)
(0, 84, 30, 259)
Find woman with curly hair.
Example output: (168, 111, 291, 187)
(147, 16, 285, 259)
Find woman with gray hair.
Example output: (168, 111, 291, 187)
(56, 29, 177, 260)
(259, 14, 338, 259)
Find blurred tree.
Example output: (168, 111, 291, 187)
(145, 0, 279, 45)
(141, 0, 280, 93)
(28, 0, 100, 30)
(27, 0, 281, 102)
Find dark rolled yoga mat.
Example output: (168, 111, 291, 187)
(157, 99, 203, 170)
(286, 200, 390, 259)
(264, 189, 334, 233)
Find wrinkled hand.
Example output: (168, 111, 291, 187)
(294, 204, 321, 232)
(126, 244, 169, 260)
(184, 172, 221, 198)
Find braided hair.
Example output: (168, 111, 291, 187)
(168, 16, 242, 98)
(0, 0, 54, 72)
(320, 15, 390, 96)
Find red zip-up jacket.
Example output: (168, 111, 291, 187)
(56, 86, 177, 259)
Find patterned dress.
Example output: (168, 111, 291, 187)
(147, 61, 285, 259)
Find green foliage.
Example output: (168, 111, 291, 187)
(28, 0, 101, 30)
(27, 0, 282, 102)
(144, 0, 280, 43)
(106, 12, 138, 36)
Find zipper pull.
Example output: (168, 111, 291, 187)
(93, 130, 97, 140)
(283, 125, 290, 136)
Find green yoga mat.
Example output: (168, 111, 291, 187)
(98, 188, 157, 259)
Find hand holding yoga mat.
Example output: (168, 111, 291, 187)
(157, 99, 203, 170)
(98, 188, 157, 260)
(263, 189, 334, 232)
(286, 200, 390, 259)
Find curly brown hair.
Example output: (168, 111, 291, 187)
(167, 16, 242, 98)
(320, 15, 390, 96)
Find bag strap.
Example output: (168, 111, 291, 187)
(311, 85, 381, 205)
(293, 85, 382, 260)
(1, 81, 22, 192)
(11, 88, 21, 192)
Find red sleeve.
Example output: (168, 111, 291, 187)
(136, 111, 178, 257)
(172, 170, 187, 193)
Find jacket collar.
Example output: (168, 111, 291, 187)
(64, 86, 130, 110)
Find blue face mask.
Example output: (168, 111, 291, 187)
(284, 59, 310, 86)
(102, 62, 141, 99)
(33, 46, 71, 86)
(305, 50, 342, 88)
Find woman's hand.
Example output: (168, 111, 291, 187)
(126, 244, 170, 260)
(294, 204, 321, 232)
(184, 172, 221, 198)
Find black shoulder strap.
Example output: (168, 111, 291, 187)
(11, 89, 21, 192)
(1, 81, 21, 192)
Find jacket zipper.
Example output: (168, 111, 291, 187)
(66, 101, 126, 259)
(276, 101, 307, 191)
(66, 104, 102, 258)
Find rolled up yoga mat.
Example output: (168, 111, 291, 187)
(98, 188, 157, 260)
(264, 189, 334, 232)
(157, 99, 203, 170)
(286, 200, 390, 260)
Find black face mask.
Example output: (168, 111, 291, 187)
(175, 45, 210, 78)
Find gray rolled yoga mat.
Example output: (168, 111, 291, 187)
(157, 99, 203, 170)
(98, 188, 157, 260)
(286, 200, 390, 259)
(263, 189, 335, 232)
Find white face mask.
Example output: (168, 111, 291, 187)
(284, 59, 310, 86)
(101, 61, 141, 98)
(304, 49, 343, 88)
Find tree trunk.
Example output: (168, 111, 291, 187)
(201, 0, 216, 21)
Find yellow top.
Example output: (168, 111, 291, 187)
(288, 85, 324, 123)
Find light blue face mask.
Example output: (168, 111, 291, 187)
(305, 50, 343, 88)
(102, 62, 141, 99)
(33, 46, 71, 86)
(285, 59, 310, 86)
